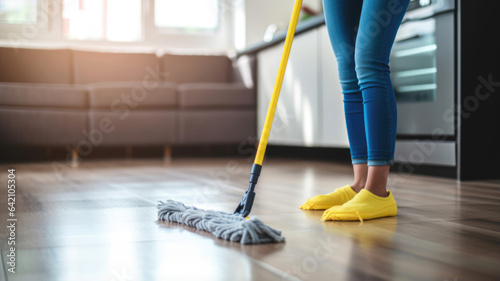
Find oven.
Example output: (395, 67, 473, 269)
(390, 0, 456, 166)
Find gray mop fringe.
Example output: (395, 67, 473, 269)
(157, 199, 285, 244)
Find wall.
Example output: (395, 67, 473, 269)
(241, 0, 322, 49)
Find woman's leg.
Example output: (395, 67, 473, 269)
(322, 0, 409, 221)
(323, 0, 368, 190)
(355, 0, 409, 196)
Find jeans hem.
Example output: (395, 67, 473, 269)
(367, 159, 394, 166)
(352, 158, 368, 165)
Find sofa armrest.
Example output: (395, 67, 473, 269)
(232, 54, 257, 89)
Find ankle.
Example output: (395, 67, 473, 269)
(365, 187, 388, 197)
(350, 182, 365, 193)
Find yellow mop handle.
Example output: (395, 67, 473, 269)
(254, 0, 303, 165)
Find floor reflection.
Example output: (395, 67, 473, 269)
(322, 217, 398, 281)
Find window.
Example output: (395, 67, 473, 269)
(0, 0, 231, 48)
(0, 0, 38, 24)
(62, 0, 142, 42)
(154, 0, 219, 31)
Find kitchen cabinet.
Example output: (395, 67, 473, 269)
(257, 26, 349, 148)
(318, 26, 349, 148)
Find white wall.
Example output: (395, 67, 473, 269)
(241, 0, 322, 48)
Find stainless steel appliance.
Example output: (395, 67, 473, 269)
(390, 0, 457, 168)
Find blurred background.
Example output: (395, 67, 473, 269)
(0, 0, 323, 165)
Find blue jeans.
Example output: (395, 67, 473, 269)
(323, 0, 409, 166)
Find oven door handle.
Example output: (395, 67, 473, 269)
(402, 8, 455, 24)
(396, 34, 421, 43)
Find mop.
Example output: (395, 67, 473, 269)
(157, 0, 303, 244)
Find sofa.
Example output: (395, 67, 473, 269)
(0, 47, 257, 160)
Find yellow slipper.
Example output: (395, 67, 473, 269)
(321, 189, 397, 222)
(299, 185, 357, 210)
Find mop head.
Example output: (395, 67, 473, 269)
(157, 199, 285, 244)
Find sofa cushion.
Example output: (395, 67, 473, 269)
(73, 50, 160, 84)
(178, 110, 256, 144)
(88, 82, 177, 109)
(0, 47, 72, 84)
(89, 110, 176, 145)
(0, 108, 87, 146)
(0, 83, 88, 108)
(178, 83, 255, 108)
(161, 54, 232, 84)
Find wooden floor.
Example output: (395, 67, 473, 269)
(1, 158, 500, 281)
